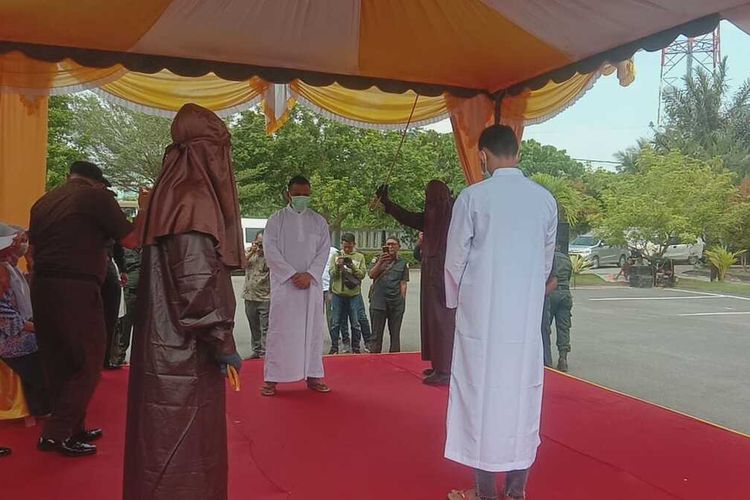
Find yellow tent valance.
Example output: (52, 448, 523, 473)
(0, 51, 635, 132)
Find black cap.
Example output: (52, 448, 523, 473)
(341, 233, 355, 243)
(70, 161, 111, 187)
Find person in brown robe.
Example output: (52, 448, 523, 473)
(376, 180, 456, 386)
(123, 104, 245, 500)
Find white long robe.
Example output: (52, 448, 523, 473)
(444, 168, 557, 472)
(264, 206, 331, 383)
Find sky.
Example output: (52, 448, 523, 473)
(426, 21, 750, 167)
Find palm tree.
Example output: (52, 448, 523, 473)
(614, 138, 652, 174)
(530, 173, 585, 225)
(654, 59, 750, 179)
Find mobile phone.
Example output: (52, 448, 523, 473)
(382, 246, 389, 254)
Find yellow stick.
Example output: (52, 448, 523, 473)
(227, 365, 241, 392)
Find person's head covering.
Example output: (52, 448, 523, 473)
(69, 161, 111, 187)
(0, 223, 23, 252)
(139, 103, 245, 269)
(422, 180, 454, 257)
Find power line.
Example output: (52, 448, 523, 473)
(572, 158, 620, 165)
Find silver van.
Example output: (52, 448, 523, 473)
(569, 234, 629, 269)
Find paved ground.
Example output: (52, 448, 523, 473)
(231, 272, 750, 434)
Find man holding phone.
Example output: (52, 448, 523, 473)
(328, 233, 369, 354)
(368, 236, 409, 353)
(243, 231, 270, 359)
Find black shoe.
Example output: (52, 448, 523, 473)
(328, 348, 339, 355)
(38, 437, 97, 457)
(422, 368, 434, 376)
(0, 447, 11, 457)
(72, 428, 103, 442)
(423, 373, 450, 386)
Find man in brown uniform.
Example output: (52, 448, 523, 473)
(376, 181, 456, 386)
(29, 161, 133, 457)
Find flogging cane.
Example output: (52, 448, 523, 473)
(369, 94, 420, 210)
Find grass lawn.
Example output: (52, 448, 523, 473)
(571, 273, 616, 287)
(676, 277, 750, 297)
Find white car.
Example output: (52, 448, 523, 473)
(662, 237, 704, 264)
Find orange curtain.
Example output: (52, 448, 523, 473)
(447, 94, 524, 185)
(0, 92, 48, 228)
(0, 360, 29, 419)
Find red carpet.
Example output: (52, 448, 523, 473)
(2, 353, 749, 499)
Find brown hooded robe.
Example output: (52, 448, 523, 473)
(123, 104, 245, 500)
(382, 180, 456, 375)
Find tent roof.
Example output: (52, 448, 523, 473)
(0, 1, 747, 97)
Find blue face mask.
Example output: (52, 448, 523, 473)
(290, 195, 311, 212)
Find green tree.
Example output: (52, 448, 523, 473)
(46, 95, 83, 189)
(614, 138, 651, 174)
(70, 94, 172, 191)
(529, 173, 587, 225)
(653, 59, 750, 179)
(519, 139, 586, 179)
(230, 107, 465, 231)
(596, 149, 737, 260)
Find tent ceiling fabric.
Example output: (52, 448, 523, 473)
(0, 0, 747, 96)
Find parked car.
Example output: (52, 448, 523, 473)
(569, 234, 629, 269)
(661, 236, 704, 264)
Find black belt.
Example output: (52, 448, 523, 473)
(34, 270, 101, 285)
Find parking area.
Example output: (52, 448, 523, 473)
(231, 274, 750, 434)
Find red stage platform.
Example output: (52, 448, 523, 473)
(2, 353, 749, 499)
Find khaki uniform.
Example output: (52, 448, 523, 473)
(543, 252, 573, 367)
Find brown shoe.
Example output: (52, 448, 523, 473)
(260, 382, 277, 396)
(306, 378, 331, 393)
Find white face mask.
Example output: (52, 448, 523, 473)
(290, 195, 311, 213)
(480, 152, 491, 180)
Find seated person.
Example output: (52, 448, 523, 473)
(0, 225, 49, 417)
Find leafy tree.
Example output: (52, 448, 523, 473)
(529, 173, 587, 225)
(596, 149, 737, 260)
(653, 59, 750, 179)
(614, 138, 652, 174)
(46, 95, 83, 189)
(230, 107, 465, 231)
(519, 139, 586, 179)
(70, 94, 172, 191)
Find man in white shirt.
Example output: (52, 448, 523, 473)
(322, 245, 339, 352)
(445, 125, 557, 500)
(262, 176, 332, 396)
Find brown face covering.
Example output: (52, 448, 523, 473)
(139, 103, 246, 269)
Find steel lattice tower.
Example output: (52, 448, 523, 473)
(658, 27, 721, 123)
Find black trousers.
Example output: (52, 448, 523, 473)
(2, 352, 50, 416)
(370, 300, 405, 353)
(101, 261, 122, 367)
(32, 276, 106, 440)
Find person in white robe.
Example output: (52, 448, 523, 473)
(444, 125, 557, 500)
(262, 176, 332, 396)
